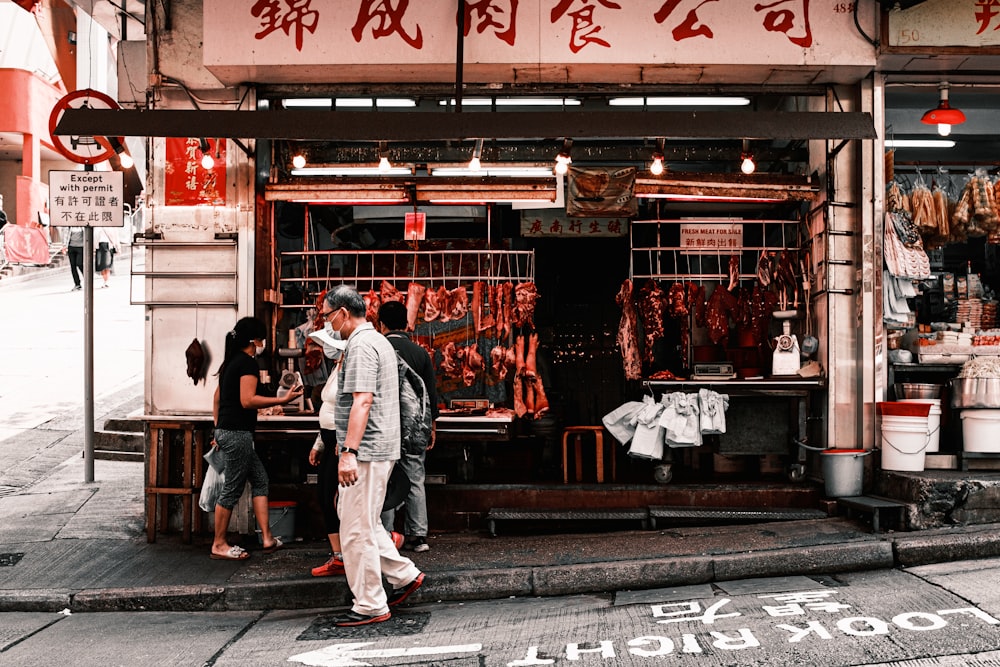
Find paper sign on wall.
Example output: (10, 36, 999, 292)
(679, 223, 743, 252)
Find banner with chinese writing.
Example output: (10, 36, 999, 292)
(204, 2, 875, 84)
(164, 138, 227, 206)
(520, 210, 627, 238)
(887, 0, 1000, 48)
(680, 222, 744, 252)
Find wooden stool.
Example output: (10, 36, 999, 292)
(145, 420, 209, 543)
(562, 426, 615, 484)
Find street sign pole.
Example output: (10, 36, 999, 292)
(83, 183, 94, 483)
(48, 90, 126, 484)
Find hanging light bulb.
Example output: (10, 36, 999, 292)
(198, 138, 214, 170)
(553, 138, 573, 175)
(292, 154, 306, 169)
(377, 141, 392, 173)
(739, 139, 755, 174)
(107, 136, 134, 169)
(921, 82, 966, 137)
(649, 139, 666, 176)
(468, 138, 484, 172)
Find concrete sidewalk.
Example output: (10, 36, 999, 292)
(2, 446, 1000, 613)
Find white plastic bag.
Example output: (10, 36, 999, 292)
(199, 447, 226, 512)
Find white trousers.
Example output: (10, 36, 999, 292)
(338, 459, 421, 616)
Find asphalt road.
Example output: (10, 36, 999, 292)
(3, 561, 1000, 666)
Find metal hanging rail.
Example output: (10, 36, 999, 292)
(278, 248, 535, 308)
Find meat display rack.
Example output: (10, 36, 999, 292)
(629, 219, 802, 282)
(279, 249, 534, 309)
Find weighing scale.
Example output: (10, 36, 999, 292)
(691, 362, 736, 381)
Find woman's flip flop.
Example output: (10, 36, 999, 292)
(262, 537, 284, 554)
(210, 545, 249, 561)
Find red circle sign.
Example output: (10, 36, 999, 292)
(48, 89, 123, 165)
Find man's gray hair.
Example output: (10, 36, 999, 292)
(324, 284, 366, 317)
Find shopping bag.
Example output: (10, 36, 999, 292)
(199, 447, 226, 512)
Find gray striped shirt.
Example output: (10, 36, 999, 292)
(335, 323, 401, 461)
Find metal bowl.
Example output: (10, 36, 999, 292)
(951, 378, 1000, 409)
(895, 383, 942, 399)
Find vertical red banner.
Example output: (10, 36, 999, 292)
(164, 138, 227, 206)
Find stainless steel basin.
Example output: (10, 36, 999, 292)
(951, 377, 1000, 409)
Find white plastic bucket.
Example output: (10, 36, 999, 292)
(961, 409, 1000, 453)
(900, 399, 942, 453)
(256, 501, 296, 544)
(821, 449, 869, 497)
(880, 415, 929, 472)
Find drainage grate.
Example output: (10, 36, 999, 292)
(0, 553, 24, 567)
(297, 611, 430, 641)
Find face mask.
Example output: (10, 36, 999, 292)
(322, 330, 348, 360)
(255, 340, 266, 356)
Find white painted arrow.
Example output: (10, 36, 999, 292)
(288, 641, 483, 666)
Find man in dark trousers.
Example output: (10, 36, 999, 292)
(378, 300, 438, 552)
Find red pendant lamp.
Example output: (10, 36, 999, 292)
(920, 83, 966, 137)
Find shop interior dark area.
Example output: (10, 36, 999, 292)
(264, 189, 813, 489)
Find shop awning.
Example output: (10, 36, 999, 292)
(54, 109, 877, 142)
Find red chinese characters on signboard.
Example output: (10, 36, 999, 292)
(352, 0, 423, 48)
(251, 0, 319, 51)
(550, 0, 622, 52)
(464, 0, 519, 46)
(521, 210, 626, 237)
(654, 0, 812, 48)
(976, 0, 1000, 34)
(164, 138, 226, 206)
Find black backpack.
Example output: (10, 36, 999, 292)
(395, 353, 432, 454)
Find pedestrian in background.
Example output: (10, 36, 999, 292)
(95, 227, 119, 288)
(325, 285, 424, 627)
(64, 226, 85, 291)
(378, 300, 438, 553)
(211, 316, 303, 561)
(307, 317, 349, 578)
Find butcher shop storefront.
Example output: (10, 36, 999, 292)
(65, 1, 884, 538)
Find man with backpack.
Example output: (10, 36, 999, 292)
(378, 300, 438, 552)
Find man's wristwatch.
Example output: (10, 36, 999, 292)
(341, 448, 359, 457)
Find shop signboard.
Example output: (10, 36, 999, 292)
(520, 210, 627, 238)
(164, 138, 227, 206)
(48, 170, 124, 227)
(679, 221, 744, 253)
(887, 0, 1000, 48)
(204, 1, 875, 83)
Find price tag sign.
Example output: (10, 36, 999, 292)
(49, 170, 124, 227)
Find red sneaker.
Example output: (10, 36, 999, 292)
(390, 531, 405, 549)
(311, 556, 346, 577)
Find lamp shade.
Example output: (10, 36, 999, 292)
(920, 103, 966, 127)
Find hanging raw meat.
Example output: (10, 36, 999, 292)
(462, 344, 484, 387)
(471, 282, 483, 333)
(637, 280, 667, 364)
(525, 333, 548, 417)
(448, 286, 469, 321)
(512, 282, 540, 328)
(667, 281, 691, 365)
(380, 280, 404, 303)
(364, 289, 381, 324)
(693, 284, 707, 328)
(705, 285, 738, 345)
(500, 282, 514, 338)
(436, 286, 452, 322)
(439, 342, 460, 376)
(615, 279, 642, 380)
(490, 345, 508, 379)
(423, 288, 441, 321)
(404, 282, 426, 331)
(185, 338, 206, 385)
